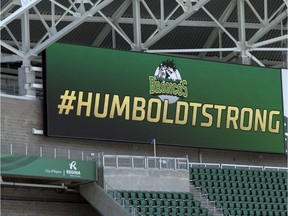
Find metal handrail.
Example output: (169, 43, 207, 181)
(189, 162, 287, 171)
(102, 154, 189, 170)
(1, 143, 98, 161)
(104, 182, 144, 216)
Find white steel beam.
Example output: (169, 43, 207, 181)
(248, 11, 287, 44)
(146, 47, 238, 53)
(144, 0, 211, 48)
(0, 0, 41, 30)
(1, 54, 23, 63)
(28, 0, 115, 57)
(132, 0, 142, 50)
(199, 0, 236, 58)
(251, 34, 288, 48)
(91, 0, 131, 47)
(202, 6, 238, 46)
(9, 13, 287, 30)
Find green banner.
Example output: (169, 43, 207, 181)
(1, 154, 97, 181)
(45, 43, 285, 153)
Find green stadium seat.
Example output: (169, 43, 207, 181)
(261, 210, 268, 216)
(144, 192, 151, 199)
(247, 170, 253, 176)
(233, 195, 240, 202)
(239, 170, 246, 176)
(137, 192, 144, 199)
(139, 199, 146, 206)
(212, 181, 219, 188)
(130, 191, 137, 199)
(159, 192, 166, 200)
(211, 168, 217, 175)
(204, 168, 211, 175)
(259, 171, 265, 177)
(235, 170, 241, 176)
(162, 207, 169, 214)
(151, 192, 158, 200)
(162, 199, 169, 207)
(255, 210, 262, 216)
(217, 169, 223, 175)
(194, 181, 200, 187)
(248, 210, 255, 216)
(199, 168, 205, 175)
(186, 193, 193, 200)
(165, 192, 172, 200)
(155, 199, 162, 207)
(185, 207, 192, 215)
(242, 209, 248, 215)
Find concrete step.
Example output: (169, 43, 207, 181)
(189, 183, 225, 216)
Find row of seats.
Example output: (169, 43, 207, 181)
(116, 190, 193, 201)
(208, 193, 287, 204)
(194, 179, 287, 192)
(136, 206, 210, 215)
(190, 167, 287, 216)
(192, 173, 287, 184)
(127, 198, 201, 208)
(190, 167, 287, 179)
(205, 187, 287, 197)
(110, 190, 212, 216)
(218, 201, 287, 211)
(223, 208, 287, 216)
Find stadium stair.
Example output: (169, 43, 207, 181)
(79, 182, 130, 216)
(189, 183, 224, 216)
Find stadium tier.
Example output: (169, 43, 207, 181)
(108, 190, 212, 216)
(190, 167, 288, 216)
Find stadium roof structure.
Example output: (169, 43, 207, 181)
(1, 0, 288, 96)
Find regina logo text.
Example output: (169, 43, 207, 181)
(66, 161, 81, 176)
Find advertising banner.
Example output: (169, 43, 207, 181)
(45, 43, 285, 153)
(1, 154, 97, 181)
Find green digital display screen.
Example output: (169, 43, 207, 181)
(45, 43, 285, 153)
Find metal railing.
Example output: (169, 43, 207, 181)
(1, 143, 98, 161)
(189, 162, 288, 171)
(102, 155, 189, 170)
(104, 182, 143, 216)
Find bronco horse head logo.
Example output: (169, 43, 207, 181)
(156, 60, 180, 83)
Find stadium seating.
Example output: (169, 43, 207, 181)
(190, 167, 288, 216)
(108, 190, 212, 216)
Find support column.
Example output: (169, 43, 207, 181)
(132, 0, 142, 51)
(237, 0, 251, 65)
(18, 10, 36, 97)
(18, 65, 36, 97)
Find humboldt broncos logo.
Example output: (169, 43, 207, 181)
(149, 60, 188, 104)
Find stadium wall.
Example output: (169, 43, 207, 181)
(1, 187, 100, 216)
(1, 95, 287, 166)
(1, 95, 287, 216)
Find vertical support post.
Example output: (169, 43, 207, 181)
(19, 10, 36, 97)
(237, 0, 251, 65)
(68, 149, 71, 159)
(132, 0, 142, 50)
(112, 28, 116, 48)
(153, 139, 156, 157)
(174, 159, 177, 170)
(25, 144, 28, 156)
(54, 148, 57, 158)
(40, 147, 42, 157)
(10, 144, 13, 154)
